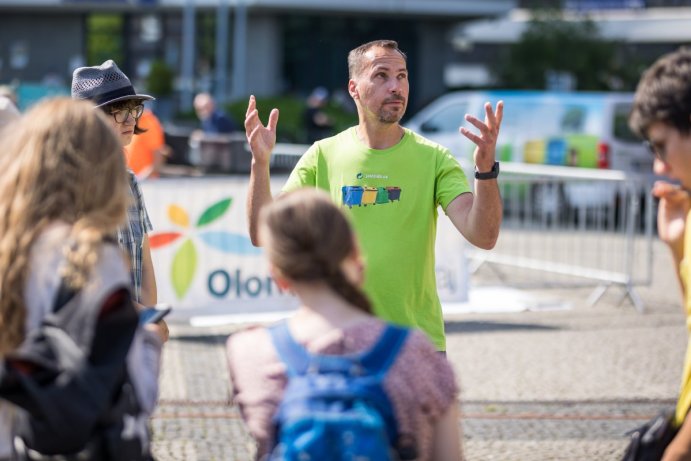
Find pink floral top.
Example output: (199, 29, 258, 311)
(226, 317, 458, 461)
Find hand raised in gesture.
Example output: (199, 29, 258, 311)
(245, 95, 279, 167)
(460, 101, 504, 172)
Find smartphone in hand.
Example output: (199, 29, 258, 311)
(139, 304, 172, 325)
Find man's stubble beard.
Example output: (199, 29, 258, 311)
(377, 95, 407, 124)
(377, 105, 406, 124)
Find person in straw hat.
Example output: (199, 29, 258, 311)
(71, 60, 166, 339)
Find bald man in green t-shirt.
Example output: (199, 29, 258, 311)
(244, 39, 503, 352)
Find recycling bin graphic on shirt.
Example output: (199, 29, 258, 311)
(341, 185, 402, 208)
(361, 187, 377, 205)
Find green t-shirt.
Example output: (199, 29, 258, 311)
(283, 127, 470, 350)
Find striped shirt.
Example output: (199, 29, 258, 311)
(117, 170, 153, 303)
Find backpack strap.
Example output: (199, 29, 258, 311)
(268, 321, 311, 377)
(359, 324, 409, 377)
(268, 321, 410, 377)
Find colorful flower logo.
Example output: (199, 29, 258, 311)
(149, 198, 261, 299)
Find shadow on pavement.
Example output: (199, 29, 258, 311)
(444, 320, 559, 334)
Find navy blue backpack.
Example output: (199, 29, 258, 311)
(267, 321, 410, 461)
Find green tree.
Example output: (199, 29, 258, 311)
(146, 59, 174, 97)
(494, 9, 643, 91)
(87, 14, 124, 66)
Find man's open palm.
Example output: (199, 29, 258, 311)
(245, 95, 279, 167)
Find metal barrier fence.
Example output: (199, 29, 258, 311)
(272, 142, 310, 171)
(465, 161, 655, 312)
(162, 129, 307, 175)
(182, 139, 657, 312)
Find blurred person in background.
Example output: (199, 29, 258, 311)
(629, 47, 691, 461)
(71, 60, 166, 340)
(125, 108, 172, 180)
(193, 92, 238, 135)
(244, 39, 503, 353)
(190, 92, 239, 168)
(227, 188, 461, 461)
(303, 86, 334, 143)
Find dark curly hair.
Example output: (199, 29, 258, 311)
(629, 47, 691, 138)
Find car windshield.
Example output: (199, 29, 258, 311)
(419, 102, 468, 134)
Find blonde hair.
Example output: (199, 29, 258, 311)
(0, 97, 128, 354)
(630, 47, 691, 138)
(259, 188, 372, 313)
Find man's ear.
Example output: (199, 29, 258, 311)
(348, 80, 359, 100)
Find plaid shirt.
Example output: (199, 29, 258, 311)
(117, 170, 153, 303)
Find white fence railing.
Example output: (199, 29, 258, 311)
(464, 161, 655, 312)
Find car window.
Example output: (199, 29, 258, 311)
(613, 103, 640, 143)
(419, 103, 468, 134)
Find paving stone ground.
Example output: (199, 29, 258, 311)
(150, 238, 687, 461)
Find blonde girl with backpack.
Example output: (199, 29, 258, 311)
(226, 188, 462, 461)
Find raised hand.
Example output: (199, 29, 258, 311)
(245, 95, 279, 167)
(653, 180, 690, 248)
(460, 101, 504, 172)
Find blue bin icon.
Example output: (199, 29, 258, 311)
(342, 186, 364, 208)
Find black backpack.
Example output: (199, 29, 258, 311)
(0, 280, 153, 461)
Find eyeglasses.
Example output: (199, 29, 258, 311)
(109, 105, 144, 123)
(644, 140, 666, 161)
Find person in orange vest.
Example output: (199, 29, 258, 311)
(125, 108, 172, 179)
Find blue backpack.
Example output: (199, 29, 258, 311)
(267, 321, 410, 461)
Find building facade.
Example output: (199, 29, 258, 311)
(451, 1, 691, 89)
(0, 0, 514, 113)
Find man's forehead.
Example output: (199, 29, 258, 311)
(362, 47, 407, 71)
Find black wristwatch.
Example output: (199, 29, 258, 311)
(474, 161, 500, 180)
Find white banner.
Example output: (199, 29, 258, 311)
(140, 176, 468, 322)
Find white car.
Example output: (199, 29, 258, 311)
(406, 90, 652, 217)
(406, 90, 650, 172)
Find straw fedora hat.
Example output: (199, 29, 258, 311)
(71, 60, 154, 108)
